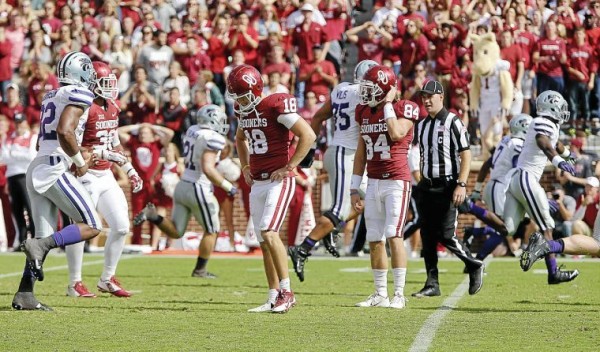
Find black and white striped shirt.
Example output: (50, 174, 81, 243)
(417, 108, 470, 180)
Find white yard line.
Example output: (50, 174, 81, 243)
(408, 258, 491, 352)
(0, 257, 135, 280)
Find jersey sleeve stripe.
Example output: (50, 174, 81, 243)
(534, 127, 553, 135)
(68, 96, 93, 106)
(533, 120, 555, 129)
(72, 89, 95, 98)
(206, 138, 225, 151)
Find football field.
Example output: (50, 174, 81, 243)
(0, 253, 599, 351)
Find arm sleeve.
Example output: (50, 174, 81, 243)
(62, 86, 94, 108)
(533, 119, 555, 138)
(277, 113, 301, 129)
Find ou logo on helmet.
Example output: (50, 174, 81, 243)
(242, 74, 257, 87)
(377, 70, 388, 85)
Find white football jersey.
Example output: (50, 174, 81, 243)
(490, 135, 523, 183)
(517, 117, 559, 180)
(37, 85, 94, 158)
(181, 125, 226, 186)
(329, 82, 361, 150)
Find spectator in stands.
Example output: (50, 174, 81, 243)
(298, 45, 338, 103)
(286, 1, 328, 30)
(121, 66, 158, 125)
(159, 87, 187, 150)
(566, 27, 597, 130)
(177, 36, 211, 87)
(53, 25, 81, 63)
(18, 0, 36, 27)
(548, 185, 575, 239)
(262, 45, 292, 89)
(58, 4, 73, 27)
(551, 0, 581, 37)
(25, 62, 57, 126)
(255, 4, 281, 42)
(533, 20, 567, 95)
(0, 113, 36, 248)
(396, 0, 427, 36)
(137, 29, 174, 85)
(263, 72, 290, 95)
(345, 20, 392, 64)
(318, 0, 348, 47)
(291, 4, 330, 67)
(0, 84, 25, 127)
(162, 61, 191, 106)
(556, 137, 595, 200)
(0, 26, 12, 98)
(154, 0, 177, 32)
(41, 1, 61, 42)
(404, 62, 430, 120)
(103, 35, 134, 94)
(399, 19, 429, 86)
(23, 29, 52, 65)
(514, 14, 537, 114)
(570, 176, 600, 238)
(372, 0, 402, 28)
(151, 142, 180, 250)
(205, 16, 229, 93)
(81, 26, 107, 62)
(5, 10, 26, 73)
(118, 123, 174, 245)
(228, 12, 259, 67)
(500, 30, 524, 96)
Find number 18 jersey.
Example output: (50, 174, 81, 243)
(329, 82, 361, 150)
(37, 85, 94, 158)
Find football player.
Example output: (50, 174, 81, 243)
(65, 61, 142, 298)
(350, 65, 419, 309)
(230, 64, 316, 313)
(504, 91, 579, 284)
(134, 105, 232, 278)
(12, 52, 103, 311)
(288, 59, 377, 282)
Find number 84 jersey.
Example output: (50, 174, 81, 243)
(237, 93, 299, 181)
(329, 82, 361, 150)
(356, 100, 419, 180)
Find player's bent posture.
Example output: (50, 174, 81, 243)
(65, 61, 143, 298)
(12, 52, 103, 311)
(288, 59, 377, 282)
(503, 91, 579, 284)
(230, 64, 316, 313)
(350, 65, 418, 309)
(135, 104, 232, 278)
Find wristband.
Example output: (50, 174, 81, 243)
(383, 102, 396, 121)
(560, 147, 570, 158)
(551, 155, 565, 168)
(71, 151, 86, 168)
(350, 189, 359, 196)
(474, 182, 483, 192)
(221, 179, 234, 192)
(350, 174, 362, 190)
(242, 165, 250, 172)
(121, 162, 135, 176)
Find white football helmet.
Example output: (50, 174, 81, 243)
(196, 104, 229, 136)
(509, 114, 532, 139)
(536, 90, 569, 124)
(353, 60, 378, 83)
(56, 51, 96, 90)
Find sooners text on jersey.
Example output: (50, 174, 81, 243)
(238, 93, 298, 180)
(81, 99, 121, 170)
(355, 100, 418, 180)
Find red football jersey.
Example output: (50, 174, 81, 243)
(355, 100, 418, 181)
(238, 93, 298, 181)
(82, 100, 121, 171)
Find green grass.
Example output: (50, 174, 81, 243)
(0, 254, 599, 351)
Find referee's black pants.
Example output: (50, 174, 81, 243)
(7, 174, 34, 244)
(416, 181, 482, 288)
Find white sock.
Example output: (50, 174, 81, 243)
(101, 229, 127, 281)
(373, 269, 388, 297)
(393, 268, 407, 296)
(268, 289, 279, 303)
(65, 241, 85, 285)
(279, 278, 291, 291)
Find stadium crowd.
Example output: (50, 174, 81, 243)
(1, 0, 600, 257)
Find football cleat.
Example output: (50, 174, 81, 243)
(67, 281, 97, 298)
(389, 294, 407, 309)
(548, 266, 579, 285)
(21, 239, 50, 281)
(272, 290, 296, 313)
(191, 269, 217, 279)
(468, 264, 485, 295)
(288, 246, 309, 282)
(356, 293, 390, 307)
(520, 232, 550, 271)
(133, 203, 158, 226)
(322, 231, 341, 258)
(12, 292, 53, 311)
(97, 276, 132, 297)
(247, 301, 274, 313)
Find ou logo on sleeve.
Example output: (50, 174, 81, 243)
(242, 74, 257, 87)
(377, 70, 388, 84)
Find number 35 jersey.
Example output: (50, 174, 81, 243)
(37, 85, 94, 158)
(355, 100, 419, 181)
(238, 93, 300, 181)
(181, 125, 226, 186)
(81, 99, 121, 171)
(329, 82, 361, 150)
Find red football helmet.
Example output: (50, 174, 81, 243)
(359, 65, 397, 107)
(92, 61, 118, 100)
(226, 64, 263, 115)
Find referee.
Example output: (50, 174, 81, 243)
(412, 80, 484, 297)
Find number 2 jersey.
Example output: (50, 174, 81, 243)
(37, 85, 94, 158)
(329, 82, 361, 150)
(355, 100, 419, 180)
(489, 135, 524, 184)
(81, 99, 121, 171)
(238, 93, 300, 181)
(181, 125, 226, 187)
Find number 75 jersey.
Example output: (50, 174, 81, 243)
(355, 100, 419, 180)
(329, 82, 361, 150)
(37, 85, 94, 158)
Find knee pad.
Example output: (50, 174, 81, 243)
(112, 227, 129, 237)
(322, 210, 342, 229)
